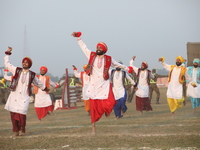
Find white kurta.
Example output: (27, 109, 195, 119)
(186, 68, 200, 98)
(4, 55, 45, 115)
(162, 62, 189, 99)
(77, 38, 129, 100)
(34, 75, 56, 107)
(74, 70, 90, 100)
(130, 60, 149, 98)
(112, 71, 135, 100)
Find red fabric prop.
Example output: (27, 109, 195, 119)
(128, 66, 133, 73)
(75, 32, 82, 37)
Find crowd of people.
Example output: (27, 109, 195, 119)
(2, 32, 200, 137)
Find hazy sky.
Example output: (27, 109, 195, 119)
(1, 0, 200, 78)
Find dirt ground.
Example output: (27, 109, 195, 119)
(0, 87, 200, 150)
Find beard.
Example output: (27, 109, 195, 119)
(96, 50, 104, 55)
(23, 66, 29, 69)
(40, 73, 45, 76)
(176, 62, 182, 66)
(194, 65, 198, 68)
(141, 68, 145, 71)
(116, 68, 121, 71)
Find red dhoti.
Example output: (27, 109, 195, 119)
(10, 112, 26, 133)
(35, 104, 54, 120)
(90, 84, 116, 123)
(136, 96, 153, 111)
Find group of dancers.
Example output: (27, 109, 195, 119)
(3, 31, 200, 136)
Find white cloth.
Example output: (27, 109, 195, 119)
(4, 55, 45, 115)
(186, 68, 200, 98)
(130, 60, 149, 98)
(112, 70, 135, 100)
(77, 38, 129, 100)
(34, 75, 56, 107)
(74, 70, 90, 100)
(162, 62, 190, 99)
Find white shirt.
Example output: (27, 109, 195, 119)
(74, 70, 90, 100)
(162, 62, 190, 99)
(112, 70, 135, 100)
(34, 75, 56, 107)
(130, 59, 149, 98)
(4, 55, 45, 114)
(186, 67, 200, 98)
(77, 38, 129, 100)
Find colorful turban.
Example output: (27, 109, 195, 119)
(175, 56, 184, 63)
(83, 64, 88, 70)
(22, 57, 32, 68)
(117, 60, 123, 64)
(40, 66, 48, 74)
(142, 62, 148, 69)
(97, 42, 108, 53)
(193, 58, 200, 64)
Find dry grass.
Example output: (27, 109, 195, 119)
(0, 87, 200, 150)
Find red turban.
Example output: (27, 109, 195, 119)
(40, 66, 48, 74)
(97, 42, 108, 53)
(22, 57, 32, 68)
(142, 62, 148, 69)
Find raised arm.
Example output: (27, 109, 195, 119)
(4, 47, 17, 75)
(71, 32, 91, 59)
(158, 57, 170, 71)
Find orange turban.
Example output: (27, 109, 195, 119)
(142, 62, 148, 69)
(97, 42, 108, 53)
(22, 57, 32, 68)
(40, 66, 48, 74)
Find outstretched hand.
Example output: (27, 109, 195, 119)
(7, 46, 12, 52)
(71, 32, 82, 37)
(72, 65, 77, 70)
(71, 32, 77, 37)
(132, 56, 136, 60)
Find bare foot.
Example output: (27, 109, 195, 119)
(115, 117, 119, 120)
(10, 131, 19, 138)
(171, 112, 175, 117)
(19, 130, 25, 136)
(192, 109, 196, 113)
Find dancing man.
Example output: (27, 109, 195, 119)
(73, 64, 90, 116)
(71, 32, 131, 134)
(158, 56, 190, 116)
(4, 47, 49, 137)
(129, 56, 153, 114)
(186, 58, 200, 113)
(111, 61, 135, 119)
(33, 66, 59, 121)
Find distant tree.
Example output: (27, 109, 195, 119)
(156, 68, 169, 75)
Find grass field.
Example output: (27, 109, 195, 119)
(0, 87, 200, 150)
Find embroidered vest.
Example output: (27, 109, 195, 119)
(85, 52, 111, 80)
(110, 70, 126, 87)
(10, 67, 36, 96)
(168, 65, 186, 84)
(186, 66, 200, 84)
(137, 68, 151, 85)
(33, 75, 50, 94)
